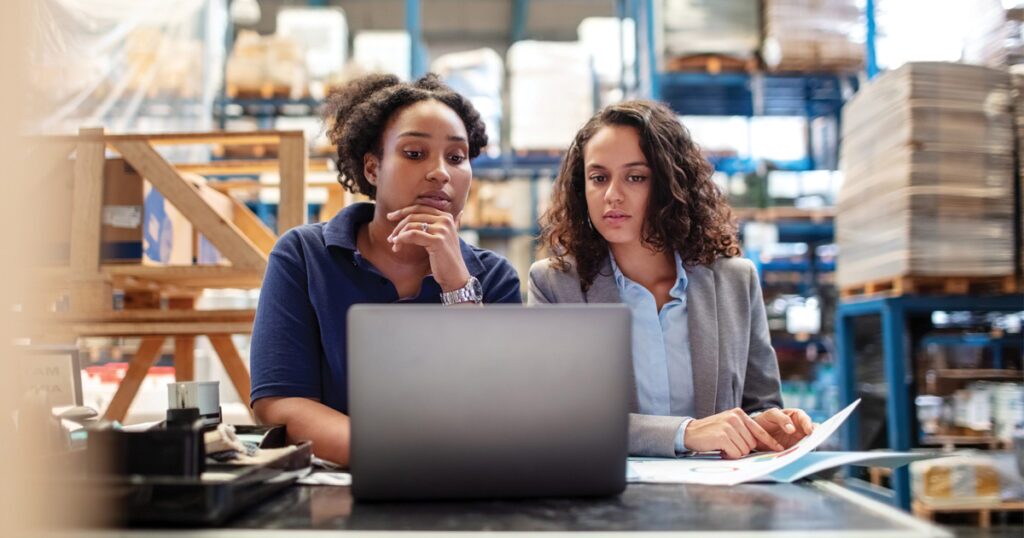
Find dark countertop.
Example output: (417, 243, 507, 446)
(210, 479, 948, 535)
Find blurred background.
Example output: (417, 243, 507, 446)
(11, 0, 1024, 532)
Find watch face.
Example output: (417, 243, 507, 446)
(469, 276, 483, 300)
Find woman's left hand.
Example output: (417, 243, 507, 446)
(387, 205, 470, 292)
(753, 408, 814, 451)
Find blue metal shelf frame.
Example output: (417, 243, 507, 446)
(918, 333, 1023, 370)
(836, 294, 1024, 511)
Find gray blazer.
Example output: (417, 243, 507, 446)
(527, 255, 782, 457)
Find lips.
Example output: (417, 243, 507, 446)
(602, 210, 630, 225)
(416, 191, 453, 211)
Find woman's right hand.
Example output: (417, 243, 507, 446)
(684, 408, 785, 459)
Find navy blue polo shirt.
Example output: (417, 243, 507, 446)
(249, 202, 522, 414)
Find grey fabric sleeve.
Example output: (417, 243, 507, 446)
(740, 261, 784, 414)
(629, 413, 689, 457)
(527, 262, 553, 304)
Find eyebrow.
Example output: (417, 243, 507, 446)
(398, 131, 467, 142)
(585, 161, 650, 170)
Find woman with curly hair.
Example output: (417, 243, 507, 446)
(250, 73, 521, 466)
(529, 100, 812, 459)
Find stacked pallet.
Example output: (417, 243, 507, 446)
(836, 63, 1016, 290)
(507, 41, 593, 151)
(1015, 68, 1024, 274)
(662, 0, 760, 64)
(762, 0, 864, 72)
(225, 31, 308, 99)
(964, 0, 1024, 68)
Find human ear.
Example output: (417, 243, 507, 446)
(363, 153, 379, 186)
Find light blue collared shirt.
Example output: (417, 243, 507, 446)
(609, 250, 695, 454)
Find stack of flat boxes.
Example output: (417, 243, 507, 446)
(836, 62, 1017, 288)
(762, 0, 864, 72)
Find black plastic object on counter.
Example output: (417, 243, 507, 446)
(76, 417, 310, 527)
(87, 407, 206, 477)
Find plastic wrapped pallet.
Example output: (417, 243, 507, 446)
(276, 7, 348, 80)
(1013, 67, 1024, 273)
(507, 41, 593, 151)
(964, 0, 1024, 68)
(763, 0, 864, 72)
(661, 0, 759, 59)
(225, 30, 308, 97)
(32, 0, 223, 136)
(431, 48, 503, 157)
(911, 455, 1002, 505)
(836, 62, 1016, 288)
(352, 31, 411, 81)
(578, 17, 635, 104)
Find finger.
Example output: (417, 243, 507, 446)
(719, 435, 745, 460)
(786, 409, 815, 435)
(728, 415, 757, 452)
(388, 214, 447, 242)
(762, 408, 798, 435)
(387, 204, 448, 221)
(744, 414, 785, 452)
(391, 229, 437, 249)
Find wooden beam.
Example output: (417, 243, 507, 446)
(170, 297, 196, 382)
(70, 321, 255, 337)
(176, 158, 330, 176)
(208, 334, 253, 414)
(103, 336, 166, 422)
(112, 140, 267, 269)
(69, 127, 111, 313)
(228, 195, 278, 256)
(36, 130, 305, 147)
(206, 178, 342, 193)
(39, 265, 265, 291)
(48, 308, 255, 323)
(105, 264, 264, 288)
(277, 134, 308, 233)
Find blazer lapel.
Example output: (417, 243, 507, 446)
(583, 257, 621, 304)
(582, 257, 639, 410)
(686, 264, 720, 418)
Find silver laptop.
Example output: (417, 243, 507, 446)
(348, 304, 631, 501)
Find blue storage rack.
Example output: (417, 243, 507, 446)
(836, 294, 1024, 510)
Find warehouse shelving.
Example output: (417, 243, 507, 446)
(836, 294, 1024, 511)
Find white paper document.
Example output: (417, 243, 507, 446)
(626, 399, 942, 486)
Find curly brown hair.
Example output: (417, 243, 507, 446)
(540, 100, 741, 291)
(323, 73, 488, 198)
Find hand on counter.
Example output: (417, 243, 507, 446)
(754, 408, 814, 451)
(684, 408, 785, 459)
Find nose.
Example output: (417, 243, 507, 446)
(604, 176, 624, 204)
(425, 155, 451, 184)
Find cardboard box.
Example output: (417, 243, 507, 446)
(49, 158, 241, 266)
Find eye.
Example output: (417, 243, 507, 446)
(589, 174, 607, 183)
(403, 150, 424, 159)
(448, 153, 466, 164)
(627, 175, 647, 183)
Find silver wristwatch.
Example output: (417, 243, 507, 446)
(440, 276, 483, 305)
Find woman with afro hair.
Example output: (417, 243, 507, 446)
(250, 73, 521, 466)
(528, 100, 813, 459)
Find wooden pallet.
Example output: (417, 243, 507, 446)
(913, 500, 1024, 529)
(225, 82, 306, 100)
(732, 206, 835, 223)
(840, 275, 1020, 299)
(212, 142, 279, 160)
(665, 53, 758, 75)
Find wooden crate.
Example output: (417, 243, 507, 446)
(27, 128, 312, 422)
(913, 500, 1024, 529)
(665, 53, 758, 75)
(840, 275, 1020, 299)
